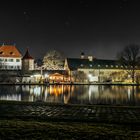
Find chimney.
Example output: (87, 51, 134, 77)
(88, 56, 93, 61)
(81, 52, 85, 59)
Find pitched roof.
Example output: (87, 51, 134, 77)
(0, 45, 22, 58)
(22, 49, 33, 59)
(66, 58, 122, 70)
(49, 73, 64, 77)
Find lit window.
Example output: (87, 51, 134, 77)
(80, 64, 83, 67)
(116, 65, 118, 68)
(106, 65, 108, 67)
(98, 65, 100, 67)
(111, 65, 113, 67)
(90, 64, 92, 67)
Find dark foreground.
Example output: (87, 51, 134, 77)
(0, 101, 140, 140)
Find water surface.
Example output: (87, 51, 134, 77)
(0, 85, 140, 105)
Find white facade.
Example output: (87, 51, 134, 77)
(0, 45, 22, 70)
(0, 57, 22, 70)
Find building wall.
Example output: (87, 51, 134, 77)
(0, 57, 22, 70)
(71, 68, 140, 83)
(77, 68, 127, 82)
(22, 59, 34, 71)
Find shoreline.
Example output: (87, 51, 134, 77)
(0, 100, 140, 108)
(0, 82, 140, 86)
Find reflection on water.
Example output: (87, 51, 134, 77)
(0, 85, 140, 105)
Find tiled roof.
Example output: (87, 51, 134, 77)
(66, 58, 122, 70)
(0, 45, 22, 58)
(22, 49, 33, 59)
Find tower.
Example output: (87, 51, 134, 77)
(80, 52, 85, 59)
(22, 49, 34, 71)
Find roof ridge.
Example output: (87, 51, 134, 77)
(22, 49, 33, 59)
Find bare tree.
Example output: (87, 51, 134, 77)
(43, 50, 65, 70)
(118, 44, 140, 83)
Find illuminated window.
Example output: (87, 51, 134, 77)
(98, 65, 100, 67)
(116, 65, 118, 68)
(111, 65, 113, 67)
(80, 64, 83, 67)
(90, 64, 92, 67)
(106, 65, 108, 67)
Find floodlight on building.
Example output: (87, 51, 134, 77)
(33, 74, 42, 77)
(88, 74, 92, 78)
(44, 73, 49, 78)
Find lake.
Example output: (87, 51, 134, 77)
(0, 85, 140, 106)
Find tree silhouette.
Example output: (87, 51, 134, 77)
(118, 44, 140, 83)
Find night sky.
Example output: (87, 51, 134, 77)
(0, 0, 140, 60)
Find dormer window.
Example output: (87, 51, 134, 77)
(10, 52, 14, 55)
(106, 65, 108, 67)
(80, 64, 83, 67)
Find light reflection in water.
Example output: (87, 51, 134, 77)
(0, 85, 140, 105)
(0, 94, 21, 101)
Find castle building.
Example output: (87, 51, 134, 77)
(64, 54, 140, 83)
(0, 45, 22, 70)
(22, 49, 34, 71)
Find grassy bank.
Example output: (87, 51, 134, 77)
(0, 120, 140, 140)
(0, 101, 140, 139)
